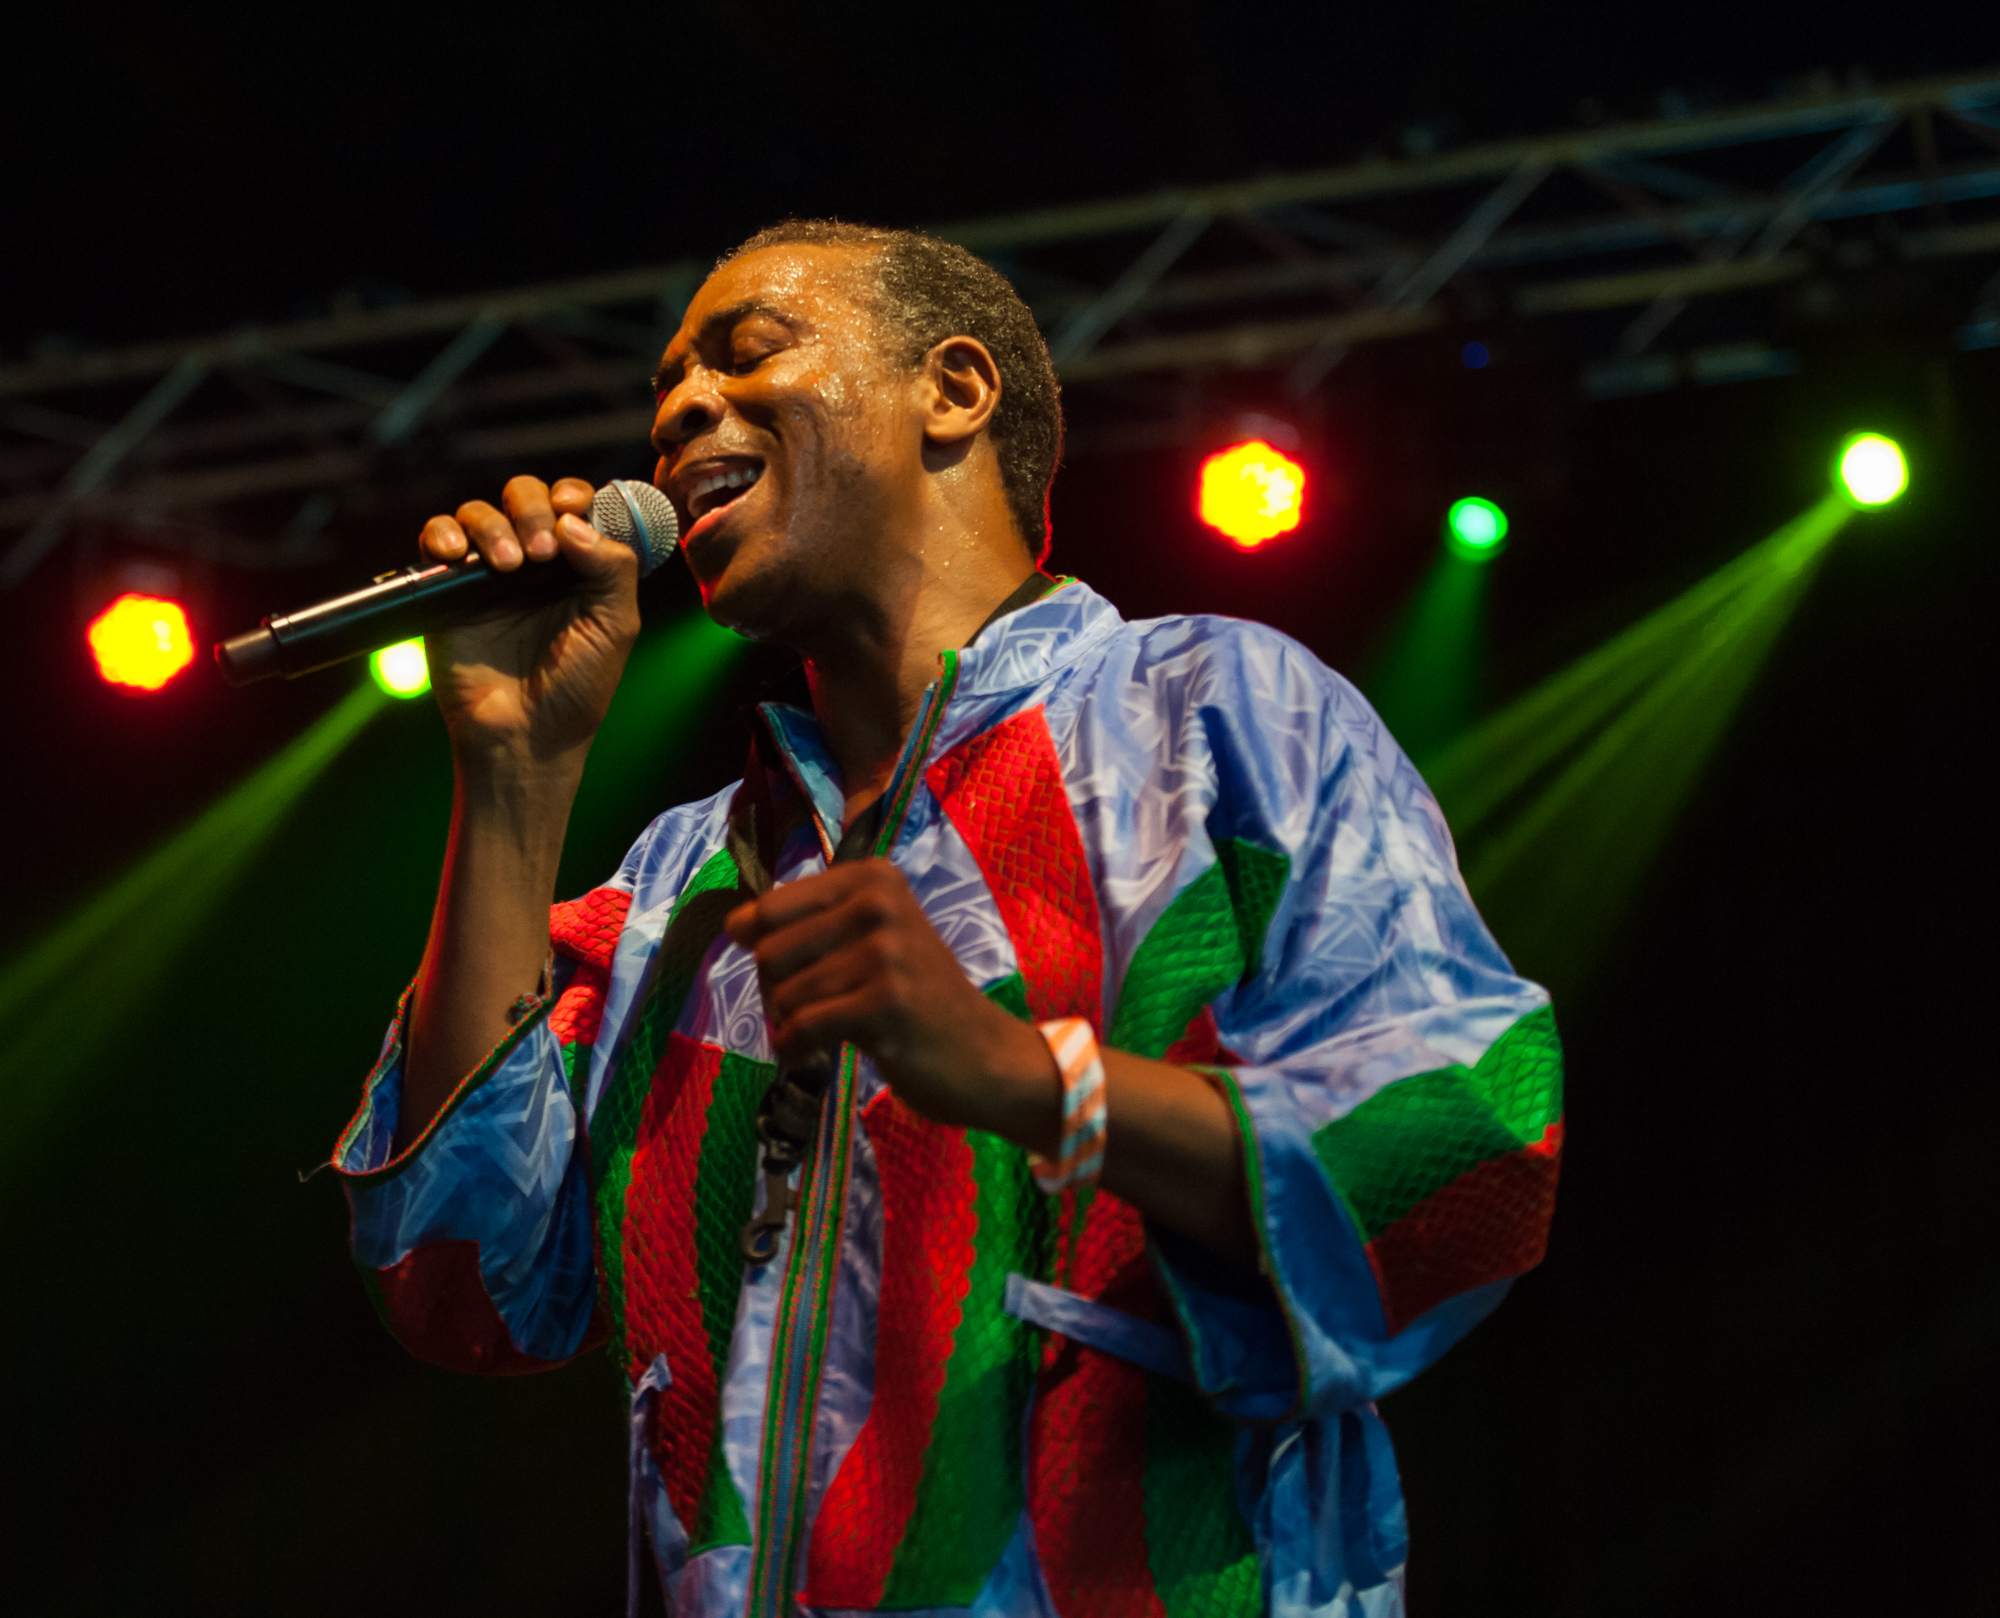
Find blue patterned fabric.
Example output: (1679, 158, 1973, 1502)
(332, 578, 1557, 1616)
(341, 1011, 603, 1364)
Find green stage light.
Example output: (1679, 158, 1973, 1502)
(1836, 433, 1908, 507)
(370, 638, 430, 697)
(1446, 497, 1509, 560)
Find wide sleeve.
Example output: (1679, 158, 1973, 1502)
(329, 883, 633, 1375)
(1150, 630, 1563, 1426)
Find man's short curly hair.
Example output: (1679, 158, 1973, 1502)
(721, 219, 1063, 560)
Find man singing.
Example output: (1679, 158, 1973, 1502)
(331, 221, 1563, 1617)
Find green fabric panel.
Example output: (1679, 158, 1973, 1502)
(879, 1130, 1056, 1605)
(1213, 838, 1289, 982)
(694, 1439, 749, 1556)
(1311, 1004, 1565, 1241)
(1107, 838, 1291, 1063)
(1318, 1070, 1520, 1240)
(589, 847, 741, 1361)
(983, 971, 1030, 1023)
(689, 1049, 769, 1552)
(1478, 1003, 1564, 1141)
(1143, 1374, 1261, 1618)
(1109, 862, 1242, 1060)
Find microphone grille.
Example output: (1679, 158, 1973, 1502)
(591, 479, 681, 575)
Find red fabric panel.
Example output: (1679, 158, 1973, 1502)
(927, 706, 1103, 1030)
(1029, 1195, 1168, 1618)
(374, 1237, 600, 1376)
(620, 1031, 724, 1528)
(1162, 1004, 1241, 1068)
(1367, 1119, 1564, 1334)
(803, 1093, 980, 1606)
(550, 884, 631, 968)
(547, 960, 610, 1049)
(548, 886, 632, 1048)
(929, 706, 1158, 1611)
(1066, 1187, 1153, 1303)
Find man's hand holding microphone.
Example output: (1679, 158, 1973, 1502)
(416, 475, 643, 770)
(396, 475, 648, 1152)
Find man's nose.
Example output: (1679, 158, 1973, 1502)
(653, 373, 726, 452)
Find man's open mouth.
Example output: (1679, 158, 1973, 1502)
(684, 460, 765, 522)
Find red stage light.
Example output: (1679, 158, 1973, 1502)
(87, 593, 195, 691)
(1197, 440, 1307, 548)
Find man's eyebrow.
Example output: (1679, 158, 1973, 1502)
(651, 300, 798, 394)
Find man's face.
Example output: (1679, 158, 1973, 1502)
(651, 244, 923, 640)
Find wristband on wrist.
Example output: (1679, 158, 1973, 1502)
(1029, 1018, 1107, 1195)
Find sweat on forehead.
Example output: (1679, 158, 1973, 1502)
(653, 251, 894, 389)
(713, 241, 886, 310)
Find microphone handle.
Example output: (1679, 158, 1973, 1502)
(216, 555, 580, 685)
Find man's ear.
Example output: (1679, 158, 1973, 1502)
(919, 336, 1002, 448)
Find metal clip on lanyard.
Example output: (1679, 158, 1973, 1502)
(739, 800, 884, 1266)
(739, 1047, 831, 1264)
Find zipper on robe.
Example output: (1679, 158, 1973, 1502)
(744, 650, 963, 1618)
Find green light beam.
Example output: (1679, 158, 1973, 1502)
(1427, 493, 1852, 999)
(1428, 496, 1850, 834)
(0, 680, 387, 1168)
(1364, 552, 1489, 766)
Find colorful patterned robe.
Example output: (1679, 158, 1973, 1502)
(333, 578, 1563, 1618)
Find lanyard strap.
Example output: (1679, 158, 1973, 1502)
(738, 800, 883, 1264)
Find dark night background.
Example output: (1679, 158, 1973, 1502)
(3, 4, 1997, 1613)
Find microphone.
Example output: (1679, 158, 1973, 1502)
(213, 480, 680, 686)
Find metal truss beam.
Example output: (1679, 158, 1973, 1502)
(1048, 206, 1212, 364)
(1622, 114, 1900, 352)
(370, 312, 509, 446)
(936, 68, 2000, 251)
(1385, 157, 1553, 308)
(8, 68, 1992, 406)
(0, 355, 209, 586)
(0, 264, 701, 399)
(2, 65, 1996, 582)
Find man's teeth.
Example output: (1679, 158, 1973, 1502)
(688, 465, 762, 516)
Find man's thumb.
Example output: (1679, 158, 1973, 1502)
(557, 512, 634, 590)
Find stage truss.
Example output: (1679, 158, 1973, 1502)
(4, 66, 1997, 584)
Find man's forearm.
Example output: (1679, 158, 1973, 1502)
(968, 1015, 1260, 1270)
(397, 754, 585, 1152)
(1098, 1049, 1261, 1270)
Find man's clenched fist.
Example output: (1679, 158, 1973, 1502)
(724, 860, 1061, 1148)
